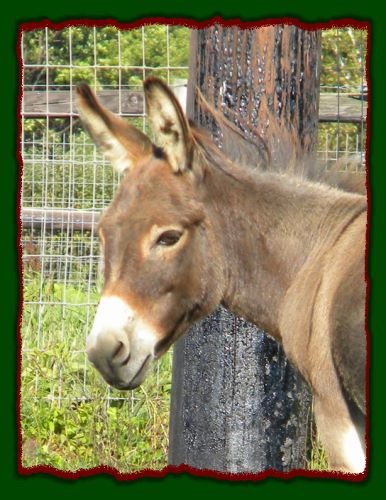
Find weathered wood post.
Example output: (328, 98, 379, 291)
(169, 25, 321, 473)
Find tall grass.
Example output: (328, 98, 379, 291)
(21, 273, 172, 472)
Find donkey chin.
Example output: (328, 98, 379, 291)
(86, 296, 158, 390)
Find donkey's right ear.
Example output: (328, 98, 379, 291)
(76, 84, 152, 173)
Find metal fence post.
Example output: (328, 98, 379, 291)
(169, 25, 322, 473)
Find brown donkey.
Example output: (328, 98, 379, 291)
(76, 78, 367, 474)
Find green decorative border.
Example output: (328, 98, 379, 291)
(4, 0, 385, 496)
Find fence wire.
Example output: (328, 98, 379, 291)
(318, 27, 367, 169)
(20, 25, 189, 472)
(19, 25, 367, 472)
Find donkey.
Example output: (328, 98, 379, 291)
(76, 78, 367, 474)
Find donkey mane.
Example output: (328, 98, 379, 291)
(190, 122, 366, 198)
(191, 93, 365, 195)
(190, 124, 251, 184)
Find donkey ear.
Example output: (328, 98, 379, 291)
(76, 84, 152, 173)
(144, 78, 192, 173)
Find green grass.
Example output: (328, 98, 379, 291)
(21, 273, 172, 472)
(306, 407, 329, 472)
(308, 435, 329, 472)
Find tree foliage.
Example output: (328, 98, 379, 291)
(320, 28, 368, 92)
(22, 25, 190, 91)
(319, 29, 367, 164)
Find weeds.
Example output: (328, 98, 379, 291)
(21, 274, 171, 472)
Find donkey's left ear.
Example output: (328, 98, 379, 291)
(144, 78, 193, 173)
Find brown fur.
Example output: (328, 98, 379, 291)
(77, 78, 367, 474)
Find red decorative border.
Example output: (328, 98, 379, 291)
(16, 16, 371, 483)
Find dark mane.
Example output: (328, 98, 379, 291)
(191, 89, 366, 195)
(190, 124, 249, 183)
(190, 120, 366, 195)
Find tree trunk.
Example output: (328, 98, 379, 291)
(169, 25, 321, 474)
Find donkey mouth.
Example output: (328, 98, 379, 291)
(107, 354, 152, 390)
(154, 308, 199, 358)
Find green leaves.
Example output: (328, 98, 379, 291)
(22, 26, 190, 91)
(321, 28, 367, 92)
(21, 276, 172, 471)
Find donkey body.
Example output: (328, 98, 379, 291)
(77, 78, 367, 474)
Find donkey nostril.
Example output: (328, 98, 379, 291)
(112, 341, 124, 359)
(111, 340, 131, 366)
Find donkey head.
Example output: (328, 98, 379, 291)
(76, 79, 224, 389)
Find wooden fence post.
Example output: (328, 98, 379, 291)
(169, 25, 321, 473)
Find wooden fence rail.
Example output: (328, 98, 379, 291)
(21, 90, 367, 123)
(21, 208, 100, 231)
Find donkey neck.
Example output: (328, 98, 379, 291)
(204, 163, 365, 340)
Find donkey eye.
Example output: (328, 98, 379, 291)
(156, 230, 182, 247)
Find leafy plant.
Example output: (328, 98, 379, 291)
(21, 275, 172, 472)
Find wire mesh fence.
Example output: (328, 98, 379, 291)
(19, 24, 367, 472)
(20, 24, 190, 471)
(318, 27, 367, 169)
